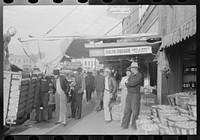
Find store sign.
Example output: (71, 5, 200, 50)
(162, 16, 196, 48)
(104, 46, 152, 56)
(107, 6, 132, 20)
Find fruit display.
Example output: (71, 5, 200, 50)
(141, 123, 159, 134)
(136, 118, 152, 130)
(168, 115, 189, 122)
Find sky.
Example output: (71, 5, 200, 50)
(3, 5, 126, 55)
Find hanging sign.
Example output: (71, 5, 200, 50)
(104, 46, 152, 56)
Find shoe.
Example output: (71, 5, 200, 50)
(62, 123, 67, 127)
(43, 120, 49, 123)
(105, 120, 111, 124)
(35, 120, 40, 124)
(120, 127, 127, 130)
(55, 122, 61, 124)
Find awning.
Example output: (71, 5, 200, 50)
(160, 16, 196, 51)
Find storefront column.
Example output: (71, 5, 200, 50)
(157, 65, 162, 104)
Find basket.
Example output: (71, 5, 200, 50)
(159, 123, 174, 135)
(187, 102, 196, 119)
(157, 109, 179, 126)
(167, 115, 190, 134)
(176, 95, 190, 109)
(174, 121, 196, 135)
(167, 94, 176, 106)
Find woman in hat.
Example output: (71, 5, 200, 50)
(119, 67, 131, 124)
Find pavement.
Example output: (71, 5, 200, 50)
(5, 93, 145, 135)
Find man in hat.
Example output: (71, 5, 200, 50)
(103, 67, 117, 123)
(35, 75, 50, 123)
(85, 71, 95, 103)
(94, 70, 105, 112)
(121, 62, 143, 130)
(73, 67, 85, 119)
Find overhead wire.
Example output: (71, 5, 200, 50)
(81, 9, 107, 35)
(43, 6, 79, 37)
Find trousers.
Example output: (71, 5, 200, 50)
(103, 90, 112, 121)
(74, 92, 83, 119)
(121, 93, 141, 129)
(35, 92, 49, 121)
(95, 91, 104, 111)
(86, 87, 93, 101)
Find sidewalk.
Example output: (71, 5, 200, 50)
(6, 93, 144, 135)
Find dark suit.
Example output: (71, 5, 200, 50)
(121, 72, 142, 129)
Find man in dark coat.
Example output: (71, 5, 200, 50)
(73, 67, 85, 119)
(121, 62, 143, 130)
(85, 72, 95, 102)
(94, 70, 105, 112)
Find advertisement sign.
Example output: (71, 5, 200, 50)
(89, 49, 104, 57)
(104, 46, 152, 56)
(107, 6, 132, 20)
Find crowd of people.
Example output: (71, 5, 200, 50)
(34, 61, 142, 131)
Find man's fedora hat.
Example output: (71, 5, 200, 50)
(130, 62, 139, 68)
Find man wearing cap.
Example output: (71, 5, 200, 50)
(73, 67, 85, 119)
(104, 67, 117, 123)
(121, 62, 143, 130)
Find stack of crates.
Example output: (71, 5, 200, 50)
(25, 74, 37, 115)
(3, 71, 12, 125)
(5, 71, 30, 125)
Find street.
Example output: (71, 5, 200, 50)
(6, 93, 144, 135)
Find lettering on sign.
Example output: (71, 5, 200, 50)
(104, 46, 152, 56)
(141, 98, 156, 104)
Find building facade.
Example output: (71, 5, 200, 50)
(9, 54, 36, 70)
(71, 58, 103, 71)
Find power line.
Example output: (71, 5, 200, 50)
(118, 17, 139, 35)
(104, 7, 139, 36)
(81, 10, 107, 35)
(43, 6, 79, 37)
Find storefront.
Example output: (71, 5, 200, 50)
(158, 5, 196, 105)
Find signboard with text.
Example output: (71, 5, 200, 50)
(89, 46, 152, 57)
(104, 46, 152, 56)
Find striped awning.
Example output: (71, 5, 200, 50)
(160, 16, 196, 50)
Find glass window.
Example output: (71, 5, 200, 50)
(85, 61, 87, 66)
(88, 61, 90, 66)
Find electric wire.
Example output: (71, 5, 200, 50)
(43, 6, 79, 37)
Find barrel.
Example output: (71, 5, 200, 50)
(167, 115, 190, 134)
(157, 109, 179, 126)
(174, 121, 196, 135)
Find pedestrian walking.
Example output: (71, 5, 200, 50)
(119, 67, 131, 124)
(35, 75, 50, 123)
(103, 68, 117, 123)
(74, 67, 85, 120)
(55, 72, 70, 127)
(85, 72, 95, 103)
(94, 70, 105, 112)
(121, 62, 143, 131)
